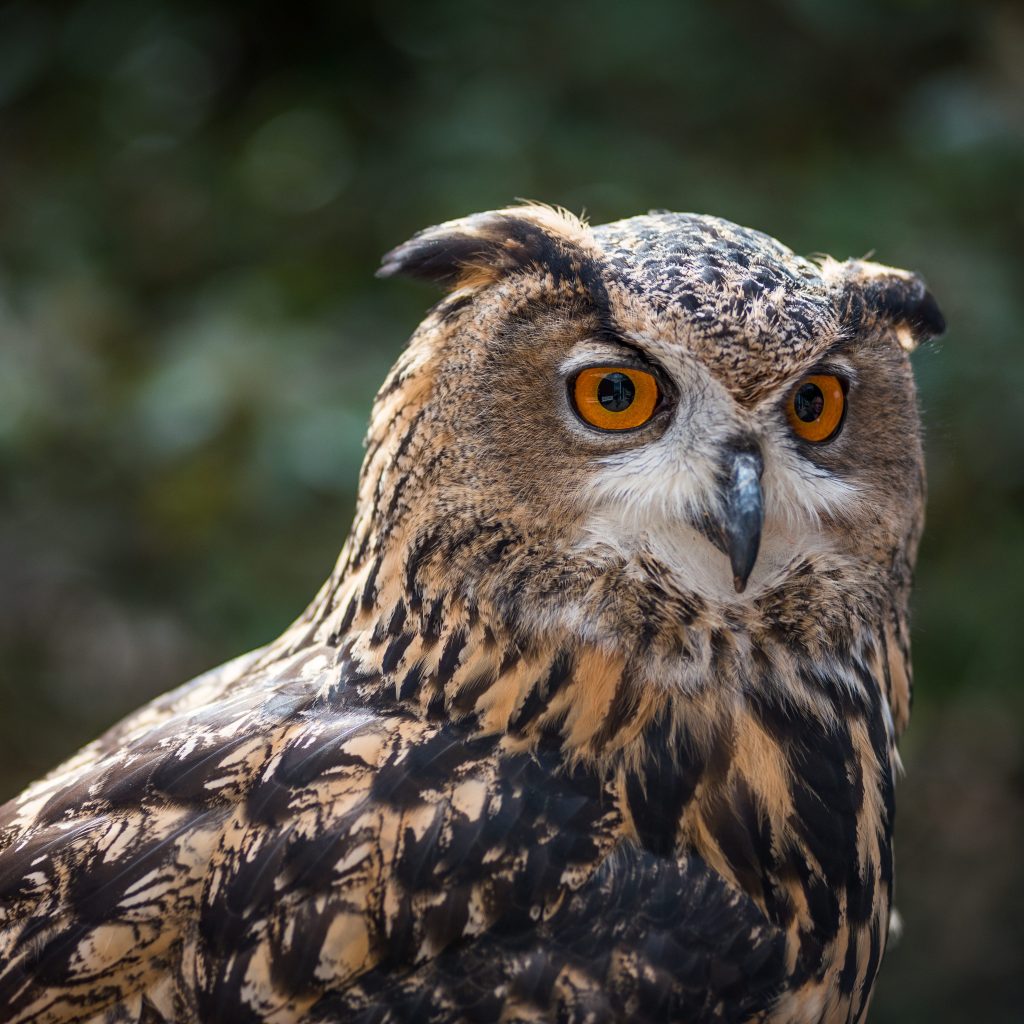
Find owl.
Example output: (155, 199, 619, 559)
(0, 205, 944, 1024)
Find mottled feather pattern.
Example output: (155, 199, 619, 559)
(0, 205, 942, 1023)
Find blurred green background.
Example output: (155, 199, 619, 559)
(0, 0, 1021, 1018)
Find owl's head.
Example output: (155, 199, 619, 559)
(365, 205, 942, 631)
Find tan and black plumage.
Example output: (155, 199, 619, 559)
(0, 205, 944, 1023)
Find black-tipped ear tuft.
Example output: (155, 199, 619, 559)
(377, 216, 500, 287)
(377, 205, 593, 292)
(830, 259, 946, 351)
(855, 267, 946, 345)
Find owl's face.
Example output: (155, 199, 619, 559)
(376, 206, 943, 608)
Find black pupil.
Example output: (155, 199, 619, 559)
(597, 372, 635, 412)
(793, 382, 825, 422)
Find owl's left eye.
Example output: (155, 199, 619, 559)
(786, 374, 846, 442)
(572, 366, 660, 431)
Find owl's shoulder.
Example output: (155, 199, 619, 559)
(0, 647, 610, 1016)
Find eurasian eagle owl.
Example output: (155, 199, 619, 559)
(0, 205, 944, 1023)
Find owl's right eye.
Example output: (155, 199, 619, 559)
(571, 367, 660, 431)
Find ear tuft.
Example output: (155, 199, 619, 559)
(377, 204, 592, 291)
(377, 212, 505, 288)
(826, 259, 946, 351)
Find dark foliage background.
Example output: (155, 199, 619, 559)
(1, 1, 1021, 1018)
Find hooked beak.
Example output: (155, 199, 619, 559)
(721, 447, 764, 593)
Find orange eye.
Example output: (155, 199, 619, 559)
(787, 374, 846, 442)
(572, 366, 660, 431)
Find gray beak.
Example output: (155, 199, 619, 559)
(722, 447, 764, 593)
